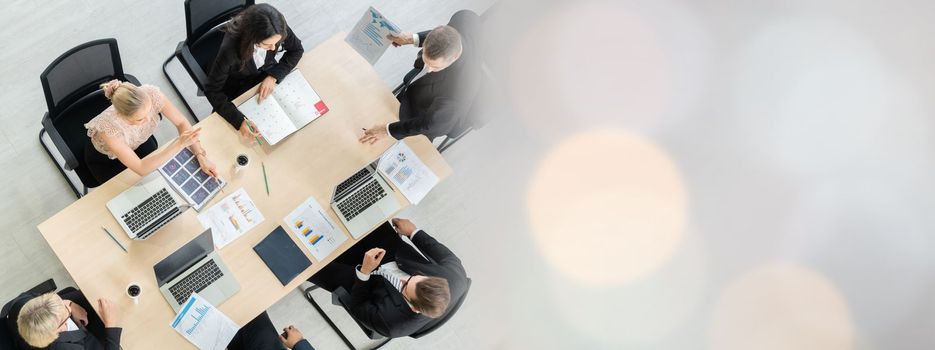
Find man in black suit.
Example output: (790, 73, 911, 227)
(359, 10, 482, 143)
(308, 218, 468, 338)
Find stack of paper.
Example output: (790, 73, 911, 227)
(170, 293, 239, 350)
(378, 141, 439, 205)
(197, 188, 265, 248)
(283, 197, 347, 261)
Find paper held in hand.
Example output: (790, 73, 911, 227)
(169, 293, 239, 350)
(346, 6, 401, 64)
(238, 71, 329, 145)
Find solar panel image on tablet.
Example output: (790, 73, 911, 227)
(158, 148, 226, 211)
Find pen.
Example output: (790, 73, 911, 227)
(102, 226, 128, 253)
(261, 162, 270, 195)
(243, 117, 263, 146)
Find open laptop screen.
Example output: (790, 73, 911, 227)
(153, 229, 213, 286)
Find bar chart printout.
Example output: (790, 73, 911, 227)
(170, 293, 239, 350)
(346, 6, 401, 64)
(283, 196, 347, 261)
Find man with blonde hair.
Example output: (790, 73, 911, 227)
(7, 290, 121, 350)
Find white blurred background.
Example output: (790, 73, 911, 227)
(465, 0, 935, 348)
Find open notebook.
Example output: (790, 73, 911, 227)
(238, 71, 329, 145)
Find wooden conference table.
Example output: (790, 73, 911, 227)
(36, 33, 452, 349)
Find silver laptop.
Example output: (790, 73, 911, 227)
(331, 162, 401, 238)
(153, 229, 240, 312)
(105, 173, 188, 240)
(106, 149, 226, 240)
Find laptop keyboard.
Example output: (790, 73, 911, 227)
(121, 188, 177, 234)
(168, 259, 224, 305)
(335, 167, 371, 197)
(336, 179, 387, 221)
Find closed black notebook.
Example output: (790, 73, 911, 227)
(254, 226, 312, 285)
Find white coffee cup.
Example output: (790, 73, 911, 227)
(234, 154, 249, 173)
(126, 283, 141, 305)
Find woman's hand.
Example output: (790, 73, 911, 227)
(197, 155, 218, 177)
(178, 127, 202, 147)
(257, 76, 277, 103)
(239, 119, 260, 142)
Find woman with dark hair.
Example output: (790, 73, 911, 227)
(205, 3, 304, 140)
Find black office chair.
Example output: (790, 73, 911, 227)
(39, 39, 141, 198)
(1, 279, 58, 350)
(304, 278, 472, 350)
(163, 0, 254, 119)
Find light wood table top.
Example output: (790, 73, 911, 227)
(36, 33, 451, 349)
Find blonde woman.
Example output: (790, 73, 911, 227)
(84, 80, 218, 184)
(10, 291, 120, 349)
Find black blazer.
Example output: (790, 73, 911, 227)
(5, 293, 122, 350)
(389, 10, 482, 140)
(205, 25, 304, 129)
(348, 230, 468, 338)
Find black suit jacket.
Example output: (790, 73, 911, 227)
(205, 25, 304, 129)
(389, 10, 482, 140)
(5, 293, 122, 350)
(348, 230, 468, 338)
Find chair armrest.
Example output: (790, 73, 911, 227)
(26, 279, 57, 295)
(177, 43, 209, 91)
(123, 74, 141, 86)
(41, 112, 79, 170)
(331, 286, 352, 307)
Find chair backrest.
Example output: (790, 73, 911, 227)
(184, 0, 254, 43)
(40, 39, 124, 119)
(410, 278, 472, 339)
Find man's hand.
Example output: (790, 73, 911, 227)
(98, 298, 120, 328)
(257, 76, 277, 103)
(387, 32, 414, 47)
(359, 124, 389, 145)
(66, 300, 89, 327)
(360, 248, 386, 275)
(279, 325, 304, 349)
(391, 218, 417, 238)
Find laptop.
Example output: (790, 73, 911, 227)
(331, 162, 401, 238)
(153, 229, 240, 312)
(105, 173, 188, 240)
(106, 148, 227, 240)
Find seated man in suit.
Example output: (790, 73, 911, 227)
(9, 290, 122, 350)
(308, 218, 468, 338)
(359, 10, 482, 144)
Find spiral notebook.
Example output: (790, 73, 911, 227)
(238, 71, 329, 145)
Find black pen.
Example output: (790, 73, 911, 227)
(102, 226, 128, 253)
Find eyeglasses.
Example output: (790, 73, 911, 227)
(57, 300, 72, 329)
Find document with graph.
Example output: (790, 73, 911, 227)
(346, 6, 401, 64)
(237, 71, 329, 145)
(377, 141, 439, 205)
(170, 293, 239, 350)
(283, 196, 347, 262)
(197, 188, 265, 248)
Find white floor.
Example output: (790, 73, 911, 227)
(0, 1, 497, 349)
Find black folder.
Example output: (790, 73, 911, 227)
(253, 226, 312, 285)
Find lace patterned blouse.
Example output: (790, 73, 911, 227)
(85, 85, 164, 159)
